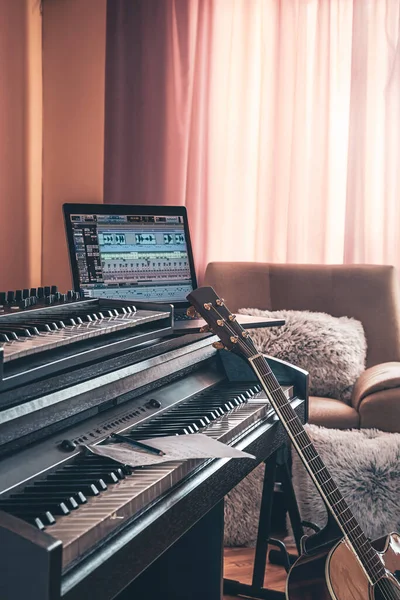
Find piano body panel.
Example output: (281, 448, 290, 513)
(0, 332, 213, 416)
(61, 398, 305, 600)
(115, 500, 225, 600)
(0, 336, 219, 455)
(0, 510, 63, 600)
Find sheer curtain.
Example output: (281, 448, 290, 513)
(104, 0, 400, 280)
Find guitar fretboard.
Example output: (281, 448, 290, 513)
(250, 354, 385, 584)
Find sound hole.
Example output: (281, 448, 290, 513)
(373, 577, 400, 600)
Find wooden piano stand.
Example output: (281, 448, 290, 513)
(118, 445, 303, 600)
(223, 445, 304, 600)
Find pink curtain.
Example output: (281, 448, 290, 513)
(105, 0, 400, 281)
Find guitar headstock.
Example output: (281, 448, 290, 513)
(187, 287, 257, 358)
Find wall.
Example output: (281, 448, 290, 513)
(0, 0, 42, 290)
(42, 0, 106, 290)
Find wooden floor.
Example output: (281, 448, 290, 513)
(223, 539, 296, 599)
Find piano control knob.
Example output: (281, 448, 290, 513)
(44, 286, 51, 297)
(6, 291, 15, 303)
(19, 298, 30, 309)
(15, 290, 23, 302)
(146, 398, 162, 409)
(37, 287, 44, 298)
(51, 285, 58, 295)
(59, 439, 77, 452)
(22, 288, 30, 299)
(0, 292, 6, 304)
(30, 287, 37, 297)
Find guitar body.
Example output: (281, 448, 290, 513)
(287, 532, 400, 600)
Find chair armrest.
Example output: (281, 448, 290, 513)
(352, 362, 400, 410)
(351, 362, 400, 432)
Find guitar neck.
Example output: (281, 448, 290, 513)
(249, 353, 385, 584)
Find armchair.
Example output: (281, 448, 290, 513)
(204, 262, 400, 432)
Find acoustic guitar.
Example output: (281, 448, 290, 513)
(187, 286, 400, 600)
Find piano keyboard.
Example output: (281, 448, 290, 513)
(0, 381, 287, 568)
(0, 305, 168, 362)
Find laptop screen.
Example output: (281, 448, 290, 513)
(63, 204, 197, 305)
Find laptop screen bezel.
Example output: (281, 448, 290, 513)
(63, 203, 198, 309)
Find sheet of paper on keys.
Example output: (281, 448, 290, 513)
(84, 434, 255, 467)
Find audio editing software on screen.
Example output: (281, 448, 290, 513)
(69, 213, 194, 302)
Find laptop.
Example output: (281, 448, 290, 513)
(63, 204, 283, 332)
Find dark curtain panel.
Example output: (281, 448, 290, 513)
(104, 0, 170, 204)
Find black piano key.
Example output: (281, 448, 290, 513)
(23, 488, 87, 505)
(33, 517, 46, 530)
(0, 325, 32, 337)
(7, 508, 56, 526)
(31, 482, 100, 496)
(46, 474, 107, 490)
(63, 464, 125, 476)
(12, 320, 52, 332)
(0, 328, 20, 340)
(0, 500, 70, 515)
(74, 458, 131, 476)
(10, 492, 79, 509)
(60, 467, 120, 484)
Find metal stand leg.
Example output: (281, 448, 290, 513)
(223, 446, 304, 600)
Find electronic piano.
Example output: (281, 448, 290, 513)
(0, 287, 308, 600)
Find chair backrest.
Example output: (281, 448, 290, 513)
(204, 262, 400, 368)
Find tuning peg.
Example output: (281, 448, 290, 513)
(212, 341, 226, 350)
(216, 298, 225, 306)
(200, 324, 211, 333)
(186, 306, 199, 318)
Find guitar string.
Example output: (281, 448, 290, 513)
(205, 303, 389, 586)
(379, 577, 400, 600)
